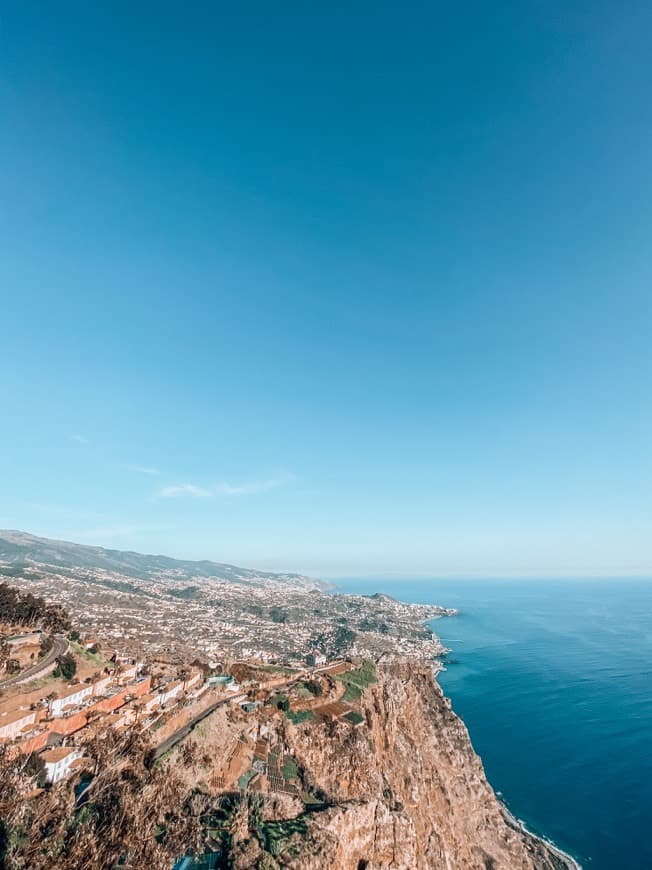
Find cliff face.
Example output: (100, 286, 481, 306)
(273, 662, 573, 870)
(0, 659, 576, 869)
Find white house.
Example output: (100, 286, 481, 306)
(50, 684, 94, 718)
(184, 671, 203, 692)
(140, 692, 161, 715)
(306, 651, 327, 668)
(118, 664, 138, 683)
(0, 709, 37, 741)
(158, 680, 184, 707)
(92, 675, 112, 697)
(41, 747, 82, 784)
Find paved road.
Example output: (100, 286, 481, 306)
(150, 693, 246, 762)
(0, 633, 69, 689)
(150, 676, 301, 763)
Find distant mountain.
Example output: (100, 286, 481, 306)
(0, 530, 330, 590)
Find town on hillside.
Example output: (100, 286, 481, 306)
(0, 584, 378, 797)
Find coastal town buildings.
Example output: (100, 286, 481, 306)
(0, 709, 39, 740)
(50, 684, 94, 717)
(5, 564, 451, 668)
(0, 667, 157, 763)
(41, 747, 83, 784)
(158, 680, 184, 707)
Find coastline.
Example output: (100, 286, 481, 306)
(430, 613, 582, 870)
(333, 580, 584, 867)
(500, 803, 582, 870)
(431, 659, 582, 869)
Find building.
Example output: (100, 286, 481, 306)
(241, 701, 260, 714)
(139, 692, 161, 716)
(0, 709, 37, 741)
(184, 671, 203, 692)
(118, 663, 138, 683)
(93, 674, 112, 696)
(18, 730, 51, 756)
(50, 684, 94, 718)
(41, 747, 82, 784)
(54, 708, 96, 736)
(95, 675, 152, 713)
(306, 651, 327, 668)
(158, 680, 184, 707)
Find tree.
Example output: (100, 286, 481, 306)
(53, 653, 76, 681)
(305, 680, 323, 697)
(39, 634, 53, 658)
(0, 583, 70, 632)
(0, 639, 9, 670)
(268, 607, 287, 624)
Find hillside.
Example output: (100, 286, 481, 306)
(0, 530, 328, 590)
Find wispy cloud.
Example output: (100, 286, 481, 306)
(157, 472, 295, 499)
(214, 472, 296, 495)
(125, 464, 160, 475)
(69, 434, 89, 444)
(158, 483, 214, 498)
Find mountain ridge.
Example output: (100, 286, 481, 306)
(0, 529, 330, 590)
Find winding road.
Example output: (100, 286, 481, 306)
(0, 633, 69, 689)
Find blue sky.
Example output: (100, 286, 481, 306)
(1, 2, 651, 577)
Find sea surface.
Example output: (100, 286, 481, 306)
(333, 578, 652, 870)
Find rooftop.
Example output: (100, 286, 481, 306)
(57, 683, 93, 701)
(41, 747, 77, 763)
(0, 710, 36, 730)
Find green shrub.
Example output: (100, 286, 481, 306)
(281, 757, 298, 781)
(336, 660, 376, 701)
(286, 710, 314, 725)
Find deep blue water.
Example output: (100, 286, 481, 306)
(333, 578, 652, 870)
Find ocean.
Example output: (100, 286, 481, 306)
(333, 578, 652, 870)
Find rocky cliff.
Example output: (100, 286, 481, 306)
(238, 661, 577, 869)
(0, 659, 578, 869)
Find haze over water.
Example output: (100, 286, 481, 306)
(335, 577, 652, 870)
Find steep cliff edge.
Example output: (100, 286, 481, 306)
(250, 661, 578, 870)
(0, 660, 579, 868)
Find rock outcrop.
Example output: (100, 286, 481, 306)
(273, 661, 576, 869)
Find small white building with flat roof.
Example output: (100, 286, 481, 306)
(41, 747, 82, 784)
